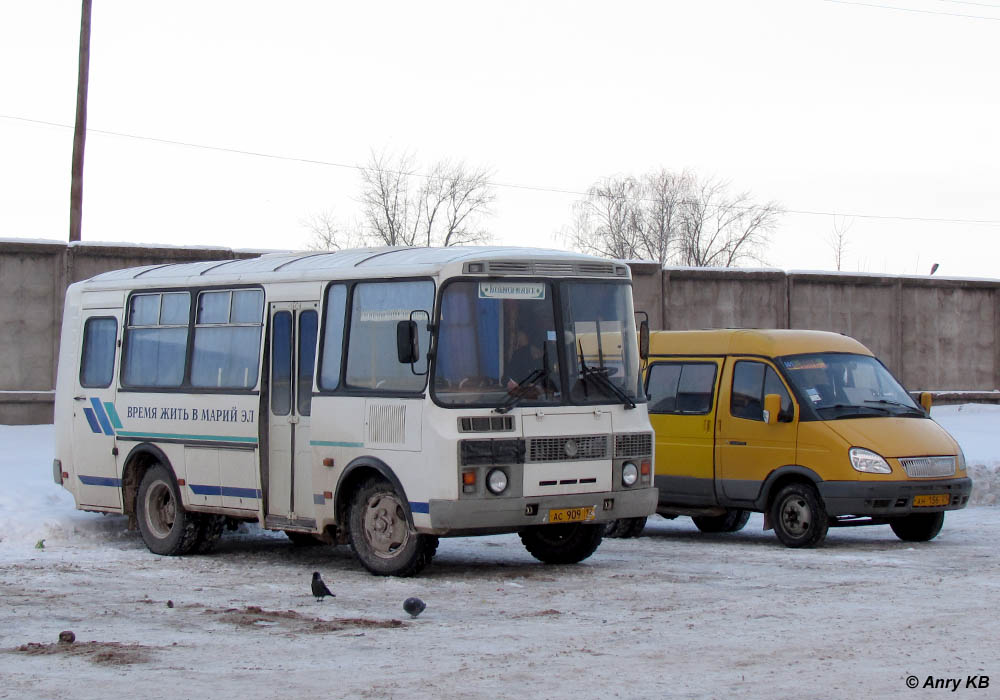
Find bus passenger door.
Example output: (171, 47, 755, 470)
(71, 308, 124, 509)
(266, 302, 319, 529)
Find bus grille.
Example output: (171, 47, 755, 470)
(615, 432, 653, 458)
(527, 435, 608, 462)
(899, 456, 955, 478)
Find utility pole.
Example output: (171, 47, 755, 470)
(69, 0, 93, 242)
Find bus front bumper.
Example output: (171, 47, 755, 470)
(424, 486, 658, 536)
(818, 477, 972, 516)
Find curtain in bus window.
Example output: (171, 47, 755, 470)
(436, 285, 501, 387)
(80, 317, 117, 388)
(190, 289, 263, 389)
(123, 327, 187, 386)
(297, 310, 318, 416)
(319, 284, 347, 390)
(346, 281, 433, 392)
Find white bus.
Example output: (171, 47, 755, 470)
(53, 246, 656, 576)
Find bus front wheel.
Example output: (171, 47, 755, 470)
(136, 463, 202, 556)
(520, 522, 604, 564)
(348, 478, 438, 577)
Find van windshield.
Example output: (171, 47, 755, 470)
(779, 353, 925, 419)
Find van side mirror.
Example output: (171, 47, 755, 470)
(763, 393, 782, 425)
(919, 392, 933, 413)
(396, 320, 418, 364)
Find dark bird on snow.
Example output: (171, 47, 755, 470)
(403, 597, 426, 618)
(311, 571, 335, 600)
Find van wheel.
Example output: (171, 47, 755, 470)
(348, 478, 438, 577)
(136, 464, 201, 556)
(520, 523, 604, 564)
(692, 509, 751, 533)
(890, 512, 945, 542)
(770, 483, 829, 548)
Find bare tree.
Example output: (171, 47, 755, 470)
(302, 211, 365, 251)
(826, 216, 852, 271)
(675, 178, 781, 268)
(568, 169, 779, 267)
(359, 151, 495, 248)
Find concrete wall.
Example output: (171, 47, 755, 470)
(2, 241, 998, 423)
(0, 241, 263, 424)
(634, 266, 1000, 392)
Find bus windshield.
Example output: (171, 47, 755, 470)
(433, 279, 640, 408)
(780, 352, 924, 419)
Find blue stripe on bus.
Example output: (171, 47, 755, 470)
(189, 484, 261, 499)
(310, 440, 364, 448)
(79, 474, 123, 487)
(89, 397, 115, 436)
(103, 401, 124, 429)
(83, 407, 103, 434)
(409, 501, 429, 514)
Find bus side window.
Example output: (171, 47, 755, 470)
(297, 310, 318, 416)
(80, 317, 117, 388)
(191, 289, 264, 389)
(318, 284, 348, 391)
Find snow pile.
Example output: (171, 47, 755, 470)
(932, 403, 1000, 505)
(0, 425, 131, 548)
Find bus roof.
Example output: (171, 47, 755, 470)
(78, 246, 631, 288)
(647, 329, 874, 358)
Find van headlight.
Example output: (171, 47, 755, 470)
(849, 447, 892, 474)
(957, 447, 967, 473)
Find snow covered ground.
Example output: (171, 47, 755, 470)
(1, 407, 998, 699)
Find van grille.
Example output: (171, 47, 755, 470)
(900, 456, 956, 478)
(615, 432, 653, 458)
(527, 435, 609, 462)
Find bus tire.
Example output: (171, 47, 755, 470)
(519, 523, 604, 564)
(194, 515, 227, 553)
(605, 516, 646, 539)
(769, 483, 829, 548)
(136, 463, 201, 556)
(890, 512, 945, 542)
(692, 509, 751, 533)
(348, 477, 438, 577)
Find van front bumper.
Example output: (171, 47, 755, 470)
(818, 477, 972, 516)
(424, 486, 659, 536)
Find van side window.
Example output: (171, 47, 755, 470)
(731, 361, 793, 422)
(80, 317, 117, 388)
(646, 362, 717, 414)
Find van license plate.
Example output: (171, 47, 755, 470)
(548, 506, 597, 523)
(913, 494, 950, 507)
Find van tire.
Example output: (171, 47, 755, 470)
(770, 483, 829, 548)
(520, 523, 604, 564)
(692, 509, 751, 533)
(136, 463, 201, 556)
(890, 512, 945, 542)
(348, 477, 438, 577)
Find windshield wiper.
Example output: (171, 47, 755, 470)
(865, 399, 925, 416)
(575, 338, 635, 410)
(494, 368, 550, 414)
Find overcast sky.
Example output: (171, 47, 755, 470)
(2, 0, 998, 277)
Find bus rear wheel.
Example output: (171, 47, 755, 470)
(520, 522, 604, 564)
(136, 463, 201, 556)
(348, 478, 438, 577)
(890, 512, 945, 542)
(692, 508, 751, 533)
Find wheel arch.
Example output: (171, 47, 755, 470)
(756, 465, 824, 511)
(121, 443, 175, 516)
(334, 456, 413, 528)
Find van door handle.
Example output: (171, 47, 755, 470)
(728, 440, 747, 446)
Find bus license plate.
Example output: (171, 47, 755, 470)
(548, 506, 597, 523)
(913, 494, 950, 507)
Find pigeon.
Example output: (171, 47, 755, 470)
(311, 571, 335, 601)
(403, 597, 426, 618)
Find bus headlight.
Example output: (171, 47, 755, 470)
(622, 462, 639, 486)
(486, 468, 509, 495)
(849, 447, 892, 474)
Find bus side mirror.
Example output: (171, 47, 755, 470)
(396, 320, 419, 364)
(638, 319, 649, 361)
(763, 393, 782, 425)
(919, 392, 933, 413)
